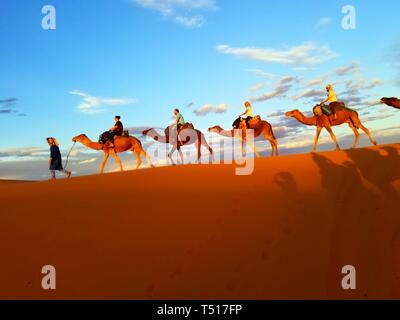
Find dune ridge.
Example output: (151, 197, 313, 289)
(0, 143, 399, 299)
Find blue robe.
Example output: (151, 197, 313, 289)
(49, 145, 63, 170)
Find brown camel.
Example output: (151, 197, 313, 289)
(72, 134, 153, 174)
(381, 97, 400, 110)
(142, 127, 214, 165)
(208, 119, 278, 157)
(285, 107, 377, 152)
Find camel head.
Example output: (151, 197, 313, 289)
(208, 125, 223, 133)
(142, 128, 153, 136)
(285, 110, 300, 118)
(380, 97, 388, 104)
(72, 134, 87, 143)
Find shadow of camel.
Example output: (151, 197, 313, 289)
(311, 152, 387, 298)
(344, 145, 400, 201)
(311, 152, 377, 209)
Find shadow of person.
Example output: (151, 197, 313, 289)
(345, 145, 400, 201)
(273, 172, 298, 194)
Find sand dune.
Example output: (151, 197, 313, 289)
(0, 143, 399, 299)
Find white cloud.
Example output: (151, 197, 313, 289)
(174, 15, 205, 28)
(305, 77, 326, 87)
(193, 103, 227, 116)
(315, 17, 332, 31)
(132, 0, 217, 28)
(249, 83, 265, 92)
(292, 89, 325, 101)
(79, 158, 98, 164)
(250, 76, 299, 103)
(216, 42, 336, 66)
(245, 69, 278, 78)
(336, 60, 361, 76)
(69, 90, 136, 114)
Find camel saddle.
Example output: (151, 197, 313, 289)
(313, 102, 346, 117)
(248, 115, 262, 127)
(164, 123, 195, 137)
(121, 130, 130, 137)
(232, 115, 261, 129)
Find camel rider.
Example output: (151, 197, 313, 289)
(240, 101, 254, 128)
(321, 84, 338, 119)
(173, 108, 185, 130)
(109, 115, 123, 148)
(169, 108, 186, 143)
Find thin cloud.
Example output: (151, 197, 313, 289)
(216, 42, 336, 66)
(0, 98, 18, 106)
(336, 60, 360, 76)
(305, 77, 326, 87)
(193, 103, 227, 116)
(69, 90, 136, 114)
(132, 0, 217, 28)
(0, 97, 26, 116)
(315, 17, 333, 31)
(79, 158, 98, 164)
(250, 76, 299, 103)
(292, 89, 325, 101)
(249, 83, 265, 92)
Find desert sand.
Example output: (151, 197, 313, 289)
(0, 143, 399, 300)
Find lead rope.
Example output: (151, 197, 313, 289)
(63, 142, 76, 170)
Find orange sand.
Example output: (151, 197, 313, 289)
(0, 143, 399, 300)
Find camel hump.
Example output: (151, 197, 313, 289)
(180, 123, 195, 131)
(249, 115, 262, 125)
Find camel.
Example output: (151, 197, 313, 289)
(381, 97, 400, 110)
(72, 134, 153, 174)
(208, 119, 278, 157)
(285, 107, 377, 152)
(142, 127, 214, 165)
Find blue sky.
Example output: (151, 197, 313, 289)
(0, 0, 399, 179)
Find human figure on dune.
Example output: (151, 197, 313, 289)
(237, 101, 254, 129)
(108, 115, 123, 148)
(320, 84, 345, 120)
(47, 137, 71, 180)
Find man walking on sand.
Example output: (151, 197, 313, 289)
(47, 137, 71, 180)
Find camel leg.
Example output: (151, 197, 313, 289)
(348, 122, 360, 149)
(141, 149, 155, 168)
(110, 151, 124, 172)
(246, 137, 260, 158)
(264, 134, 277, 157)
(177, 146, 184, 164)
(195, 140, 202, 163)
(325, 126, 341, 151)
(168, 145, 177, 166)
(235, 130, 246, 157)
(100, 152, 110, 174)
(133, 149, 142, 170)
(359, 124, 377, 146)
(274, 140, 279, 156)
(200, 133, 214, 162)
(313, 127, 322, 152)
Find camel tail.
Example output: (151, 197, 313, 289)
(349, 110, 360, 130)
(269, 122, 277, 140)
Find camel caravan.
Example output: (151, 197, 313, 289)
(71, 87, 398, 174)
